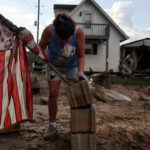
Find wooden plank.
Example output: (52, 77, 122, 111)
(81, 81, 92, 105)
(66, 80, 92, 108)
(70, 86, 77, 107)
(71, 133, 96, 150)
(71, 105, 95, 133)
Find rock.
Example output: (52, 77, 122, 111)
(140, 94, 150, 101)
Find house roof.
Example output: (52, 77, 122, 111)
(54, 4, 77, 11)
(121, 38, 150, 48)
(70, 0, 129, 41)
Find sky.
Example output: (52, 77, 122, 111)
(0, 0, 150, 44)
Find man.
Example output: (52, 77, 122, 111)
(39, 13, 88, 140)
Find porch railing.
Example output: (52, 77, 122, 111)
(77, 23, 110, 40)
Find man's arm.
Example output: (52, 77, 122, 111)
(38, 26, 52, 51)
(76, 27, 85, 73)
(76, 27, 89, 81)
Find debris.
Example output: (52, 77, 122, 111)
(120, 38, 150, 76)
(139, 95, 150, 101)
(90, 72, 112, 89)
(30, 74, 40, 93)
(88, 72, 131, 102)
(90, 84, 131, 102)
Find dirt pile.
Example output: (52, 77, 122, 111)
(0, 78, 150, 150)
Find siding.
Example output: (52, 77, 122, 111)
(108, 26, 121, 72)
(84, 44, 106, 71)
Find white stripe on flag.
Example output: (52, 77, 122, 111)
(26, 39, 35, 49)
(8, 96, 17, 124)
(15, 46, 28, 120)
(37, 45, 45, 60)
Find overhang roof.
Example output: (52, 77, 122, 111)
(121, 38, 150, 48)
(54, 4, 77, 11)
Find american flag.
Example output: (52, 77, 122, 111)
(0, 19, 49, 130)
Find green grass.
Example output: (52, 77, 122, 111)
(112, 76, 150, 86)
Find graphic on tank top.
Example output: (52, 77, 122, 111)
(53, 43, 76, 66)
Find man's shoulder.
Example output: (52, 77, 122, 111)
(75, 26, 84, 37)
(44, 25, 53, 32)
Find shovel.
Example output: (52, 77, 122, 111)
(47, 62, 92, 108)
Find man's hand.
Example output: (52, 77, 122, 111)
(77, 71, 89, 82)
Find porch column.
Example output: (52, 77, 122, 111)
(106, 39, 109, 71)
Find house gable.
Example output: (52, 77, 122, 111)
(70, 0, 128, 41)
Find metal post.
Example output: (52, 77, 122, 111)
(37, 0, 40, 43)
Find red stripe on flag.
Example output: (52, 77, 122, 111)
(0, 51, 5, 123)
(13, 45, 22, 122)
(30, 45, 39, 55)
(19, 40, 26, 80)
(21, 42, 33, 120)
(15, 41, 19, 61)
(30, 45, 49, 63)
(35, 45, 49, 63)
(4, 110, 11, 128)
(22, 33, 33, 44)
(7, 51, 14, 101)
(12, 78, 22, 122)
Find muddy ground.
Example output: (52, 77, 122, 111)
(0, 76, 150, 150)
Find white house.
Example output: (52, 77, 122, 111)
(54, 0, 129, 72)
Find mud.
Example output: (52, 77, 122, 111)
(0, 77, 150, 150)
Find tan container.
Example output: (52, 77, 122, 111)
(71, 105, 95, 133)
(66, 80, 92, 108)
(71, 133, 96, 150)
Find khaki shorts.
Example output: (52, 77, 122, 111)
(45, 65, 78, 81)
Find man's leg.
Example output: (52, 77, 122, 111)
(48, 80, 61, 123)
(44, 80, 60, 140)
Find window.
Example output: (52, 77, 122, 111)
(85, 44, 97, 55)
(93, 44, 97, 55)
(84, 12, 92, 28)
(85, 44, 92, 54)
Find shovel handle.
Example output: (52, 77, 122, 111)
(47, 62, 73, 85)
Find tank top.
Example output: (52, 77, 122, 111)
(46, 24, 77, 69)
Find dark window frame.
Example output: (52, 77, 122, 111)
(85, 44, 97, 55)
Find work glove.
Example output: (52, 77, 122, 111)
(77, 71, 89, 82)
